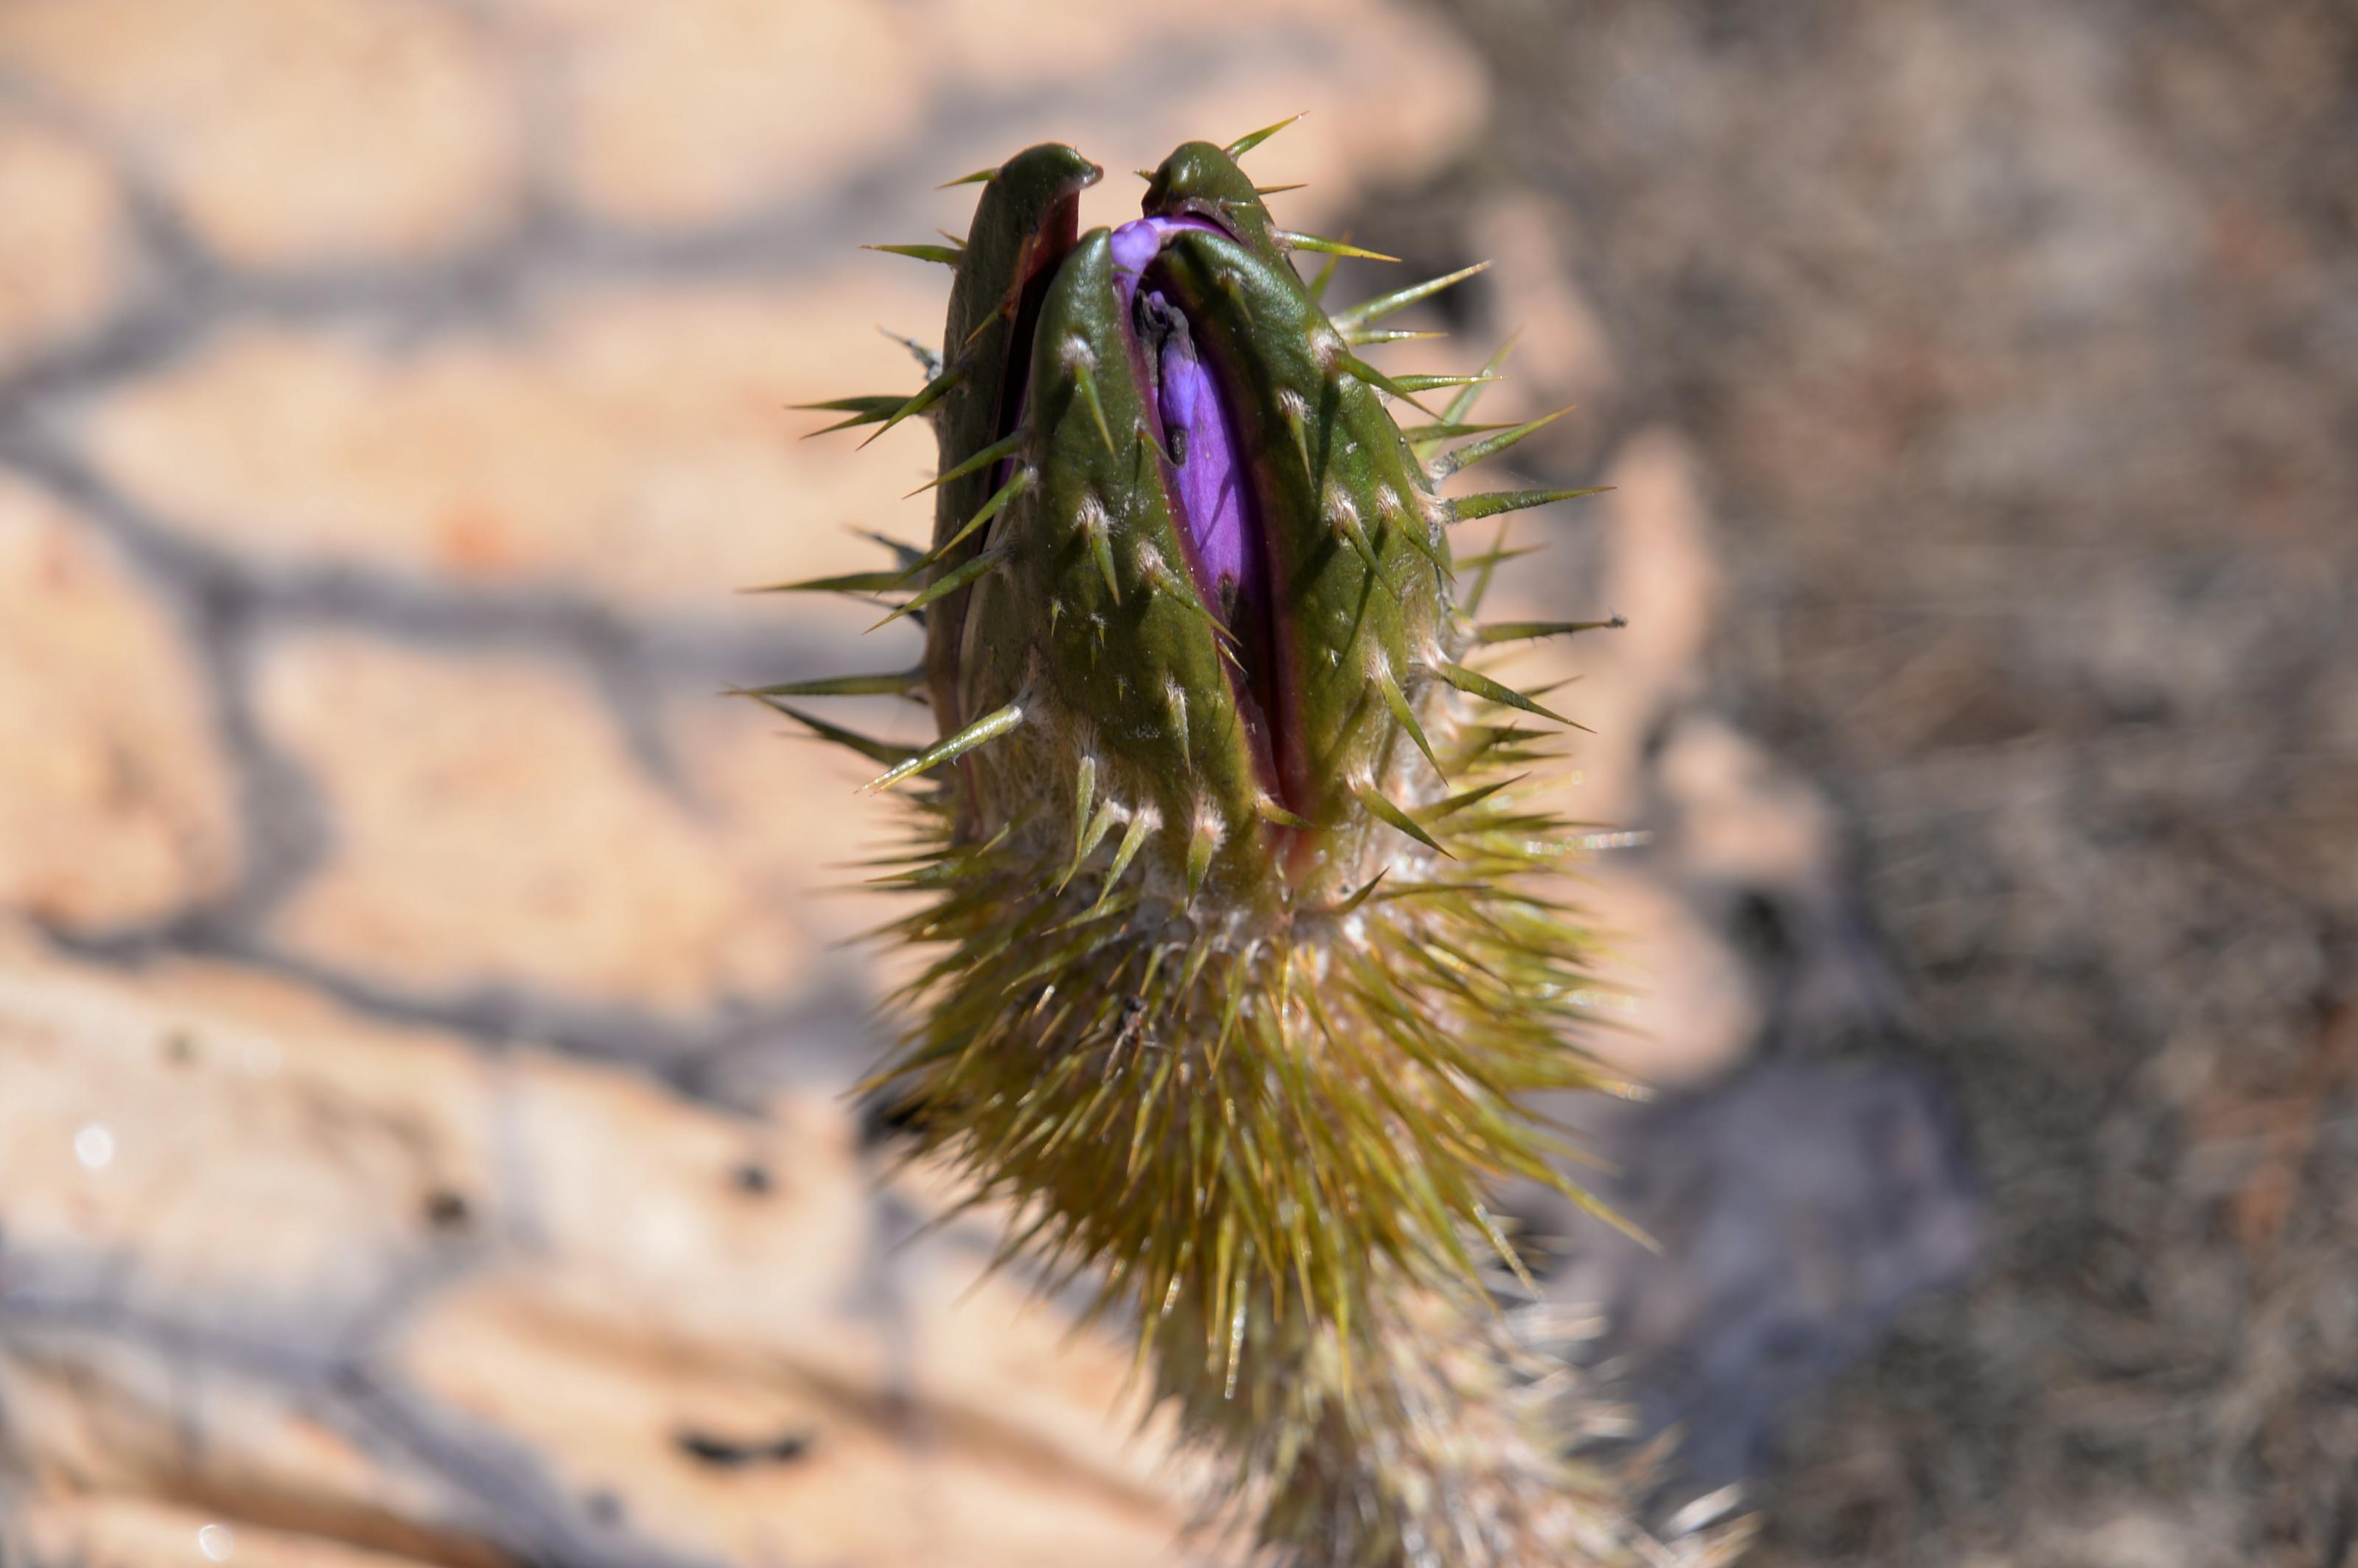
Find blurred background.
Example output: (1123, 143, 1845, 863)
(0, 1, 2351, 1565)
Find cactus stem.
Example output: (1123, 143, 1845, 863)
(907, 428, 1026, 496)
(1332, 260, 1493, 332)
(863, 701, 1025, 792)
(871, 543, 1008, 630)
(1428, 405, 1576, 482)
(1432, 661, 1570, 725)
(1446, 486, 1611, 525)
(1351, 782, 1449, 856)
(1224, 111, 1306, 159)
(863, 242, 963, 267)
(1472, 617, 1628, 645)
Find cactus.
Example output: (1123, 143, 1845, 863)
(762, 125, 1686, 1567)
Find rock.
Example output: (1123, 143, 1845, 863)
(0, 927, 1197, 1567)
(0, 475, 239, 931)
(0, 0, 521, 267)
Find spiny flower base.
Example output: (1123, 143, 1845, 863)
(769, 119, 1742, 1566)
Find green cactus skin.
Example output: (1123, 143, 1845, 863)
(762, 127, 1700, 1567)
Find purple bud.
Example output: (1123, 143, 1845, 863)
(1111, 216, 1262, 623)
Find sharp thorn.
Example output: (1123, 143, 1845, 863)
(870, 544, 1007, 630)
(876, 324, 942, 378)
(1186, 818, 1219, 900)
(858, 360, 968, 449)
(1352, 783, 1450, 856)
(1374, 666, 1441, 777)
(1305, 248, 1343, 304)
(732, 668, 923, 699)
(1447, 486, 1612, 525)
(1329, 868, 1388, 917)
(1472, 617, 1626, 645)
(1060, 796, 1122, 892)
(1225, 111, 1306, 160)
(741, 567, 911, 595)
(1435, 661, 1570, 724)
(940, 166, 996, 188)
(1331, 261, 1491, 332)
(755, 699, 917, 767)
(864, 702, 1023, 792)
(962, 303, 1009, 349)
(906, 427, 1026, 497)
(1254, 797, 1314, 830)
(1413, 335, 1524, 463)
(920, 468, 1032, 565)
(1095, 813, 1155, 911)
(863, 243, 962, 267)
(1340, 354, 1440, 417)
(1276, 231, 1398, 262)
(1073, 757, 1096, 853)
(1073, 365, 1119, 458)
(1428, 405, 1575, 481)
(792, 393, 908, 437)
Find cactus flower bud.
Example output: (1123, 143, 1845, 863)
(763, 125, 1661, 1567)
